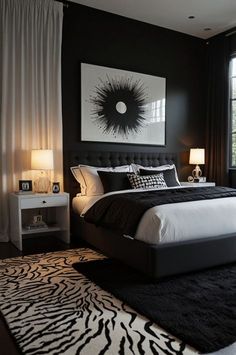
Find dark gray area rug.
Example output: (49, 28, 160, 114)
(73, 259, 236, 353)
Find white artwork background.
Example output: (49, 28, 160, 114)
(81, 63, 166, 145)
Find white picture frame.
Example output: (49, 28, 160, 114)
(81, 63, 166, 146)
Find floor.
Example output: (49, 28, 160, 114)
(0, 236, 86, 355)
(0, 236, 85, 260)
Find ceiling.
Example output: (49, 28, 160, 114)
(69, 0, 236, 39)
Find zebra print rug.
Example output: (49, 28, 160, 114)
(0, 248, 197, 355)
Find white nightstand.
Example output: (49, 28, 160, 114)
(180, 182, 216, 187)
(9, 192, 70, 251)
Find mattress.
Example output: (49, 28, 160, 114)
(72, 187, 236, 245)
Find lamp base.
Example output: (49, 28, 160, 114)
(34, 172, 51, 193)
(192, 164, 202, 180)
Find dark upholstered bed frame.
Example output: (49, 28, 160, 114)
(68, 150, 236, 278)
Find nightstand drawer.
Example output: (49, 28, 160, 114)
(20, 195, 68, 209)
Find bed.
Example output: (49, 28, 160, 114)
(68, 150, 236, 278)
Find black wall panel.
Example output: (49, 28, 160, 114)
(62, 3, 206, 188)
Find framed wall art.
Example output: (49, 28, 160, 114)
(81, 63, 166, 146)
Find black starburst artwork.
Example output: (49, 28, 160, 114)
(90, 75, 148, 138)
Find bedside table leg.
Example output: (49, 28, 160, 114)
(9, 196, 23, 251)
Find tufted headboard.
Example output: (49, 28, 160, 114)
(65, 151, 178, 199)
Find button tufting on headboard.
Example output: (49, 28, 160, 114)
(66, 150, 179, 199)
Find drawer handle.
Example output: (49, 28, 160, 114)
(42, 200, 46, 204)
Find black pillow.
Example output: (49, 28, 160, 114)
(98, 171, 132, 193)
(139, 168, 180, 187)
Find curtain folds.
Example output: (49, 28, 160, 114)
(205, 35, 230, 186)
(0, 0, 63, 241)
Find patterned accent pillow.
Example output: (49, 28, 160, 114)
(139, 167, 180, 187)
(127, 173, 167, 189)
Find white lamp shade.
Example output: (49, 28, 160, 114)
(31, 149, 54, 170)
(189, 148, 205, 165)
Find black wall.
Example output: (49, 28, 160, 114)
(229, 33, 236, 187)
(62, 3, 206, 188)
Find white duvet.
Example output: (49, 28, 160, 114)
(72, 186, 236, 245)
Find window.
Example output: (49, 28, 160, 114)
(230, 57, 236, 167)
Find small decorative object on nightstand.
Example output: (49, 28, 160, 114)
(25, 214, 48, 231)
(18, 180, 33, 193)
(9, 192, 70, 251)
(187, 176, 207, 183)
(52, 182, 60, 193)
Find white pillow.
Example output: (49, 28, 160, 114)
(131, 163, 180, 185)
(70, 164, 132, 196)
(70, 166, 87, 195)
(131, 163, 171, 174)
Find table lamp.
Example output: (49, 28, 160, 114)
(189, 148, 205, 180)
(31, 149, 54, 193)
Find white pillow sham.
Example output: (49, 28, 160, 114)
(70, 167, 87, 195)
(70, 164, 132, 196)
(131, 163, 171, 174)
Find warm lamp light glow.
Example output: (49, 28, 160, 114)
(31, 149, 54, 193)
(189, 148, 205, 180)
(31, 149, 54, 170)
(189, 148, 205, 165)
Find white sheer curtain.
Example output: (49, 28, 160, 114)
(0, 0, 63, 241)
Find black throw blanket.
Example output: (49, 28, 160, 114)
(74, 258, 236, 353)
(84, 186, 236, 236)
